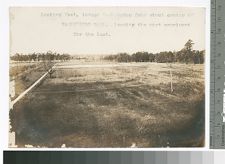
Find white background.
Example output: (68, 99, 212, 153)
(0, 0, 217, 163)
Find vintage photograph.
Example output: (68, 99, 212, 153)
(9, 7, 205, 148)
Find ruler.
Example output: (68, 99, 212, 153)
(210, 0, 225, 149)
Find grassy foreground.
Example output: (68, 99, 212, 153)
(10, 62, 204, 147)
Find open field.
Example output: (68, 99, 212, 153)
(10, 61, 204, 147)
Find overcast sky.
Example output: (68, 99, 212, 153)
(10, 7, 205, 55)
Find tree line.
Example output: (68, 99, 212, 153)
(104, 40, 205, 64)
(10, 51, 71, 62)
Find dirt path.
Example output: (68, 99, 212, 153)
(10, 65, 56, 108)
(55, 62, 152, 69)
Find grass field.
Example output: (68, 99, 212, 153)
(10, 61, 204, 147)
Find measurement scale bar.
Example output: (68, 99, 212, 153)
(210, 0, 225, 149)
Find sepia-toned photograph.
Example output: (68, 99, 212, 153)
(9, 7, 205, 148)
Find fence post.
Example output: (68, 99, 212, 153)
(170, 63, 173, 93)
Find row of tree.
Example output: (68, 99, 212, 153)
(103, 50, 204, 64)
(10, 40, 205, 64)
(10, 51, 71, 62)
(104, 40, 205, 64)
